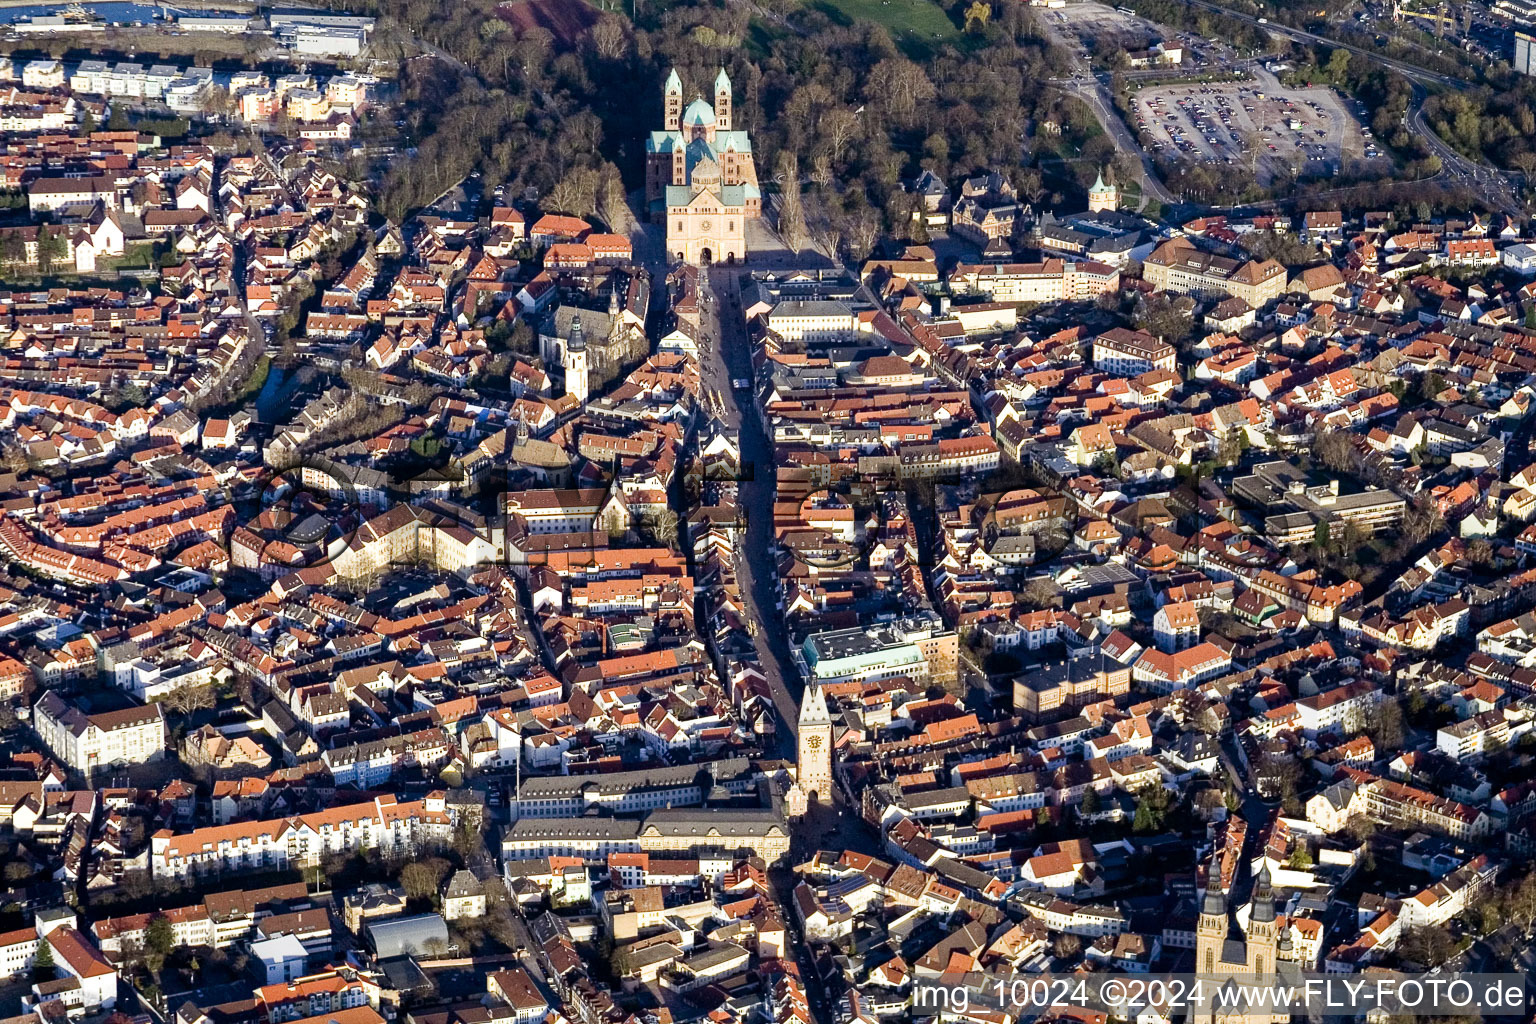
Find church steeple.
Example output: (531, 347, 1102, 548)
(1250, 863, 1275, 923)
(564, 314, 588, 405)
(664, 68, 683, 132)
(714, 67, 732, 131)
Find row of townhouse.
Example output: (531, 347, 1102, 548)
(148, 793, 455, 879)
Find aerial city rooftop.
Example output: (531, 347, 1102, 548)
(0, 0, 1535, 1023)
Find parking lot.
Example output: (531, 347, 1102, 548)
(1132, 69, 1383, 184)
(1050, 1, 1161, 45)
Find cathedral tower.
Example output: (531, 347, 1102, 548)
(1193, 862, 1286, 1024)
(797, 680, 833, 803)
(1196, 879, 1226, 975)
(714, 67, 732, 131)
(664, 68, 683, 133)
(1247, 864, 1278, 977)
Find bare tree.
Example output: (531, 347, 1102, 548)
(1313, 429, 1355, 474)
(776, 151, 806, 253)
(844, 209, 879, 262)
(588, 16, 628, 60)
(161, 683, 215, 716)
(819, 108, 861, 166)
(597, 163, 629, 234)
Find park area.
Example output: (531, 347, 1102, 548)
(800, 0, 965, 57)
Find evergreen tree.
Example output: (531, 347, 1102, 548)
(35, 224, 55, 273)
(32, 938, 55, 982)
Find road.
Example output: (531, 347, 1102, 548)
(1043, 65, 1178, 208)
(1404, 84, 1522, 215)
(700, 266, 808, 762)
(1180, 0, 1467, 89)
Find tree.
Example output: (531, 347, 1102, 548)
(32, 937, 55, 981)
(1314, 430, 1354, 473)
(144, 915, 175, 974)
(1052, 933, 1082, 959)
(776, 152, 806, 254)
(864, 58, 935, 128)
(641, 508, 680, 548)
(1398, 925, 1456, 967)
(1080, 788, 1101, 815)
(1134, 294, 1194, 346)
(200, 84, 233, 118)
(35, 224, 60, 273)
(820, 108, 861, 167)
(964, 1, 993, 32)
(161, 682, 215, 715)
(1505, 871, 1536, 934)
(1365, 698, 1405, 750)
(1132, 783, 1172, 833)
(588, 16, 627, 60)
(401, 858, 450, 901)
(1344, 814, 1378, 844)
(844, 208, 879, 262)
(0, 231, 22, 266)
(596, 163, 628, 234)
(1021, 576, 1060, 610)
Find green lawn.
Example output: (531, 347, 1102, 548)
(803, 0, 965, 58)
(99, 241, 159, 273)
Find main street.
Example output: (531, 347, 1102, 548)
(701, 266, 807, 763)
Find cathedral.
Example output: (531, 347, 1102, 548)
(1193, 863, 1292, 1024)
(646, 67, 760, 266)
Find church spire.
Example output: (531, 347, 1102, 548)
(1250, 863, 1275, 923)
(663, 68, 683, 132)
(713, 67, 733, 131)
(1201, 880, 1227, 918)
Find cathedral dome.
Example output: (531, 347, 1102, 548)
(682, 98, 715, 126)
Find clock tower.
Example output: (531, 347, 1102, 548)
(797, 680, 833, 804)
